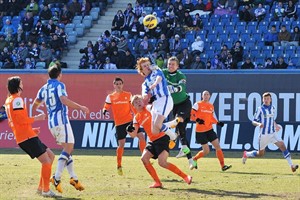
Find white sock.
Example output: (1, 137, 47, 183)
(246, 151, 257, 158)
(66, 156, 78, 180)
(164, 128, 177, 140)
(55, 151, 69, 180)
(164, 118, 178, 128)
(182, 145, 188, 149)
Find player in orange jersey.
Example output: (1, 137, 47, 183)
(126, 95, 192, 188)
(190, 90, 232, 171)
(102, 77, 146, 176)
(4, 76, 59, 197)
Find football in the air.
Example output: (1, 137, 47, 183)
(143, 14, 158, 29)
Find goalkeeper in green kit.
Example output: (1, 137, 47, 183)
(163, 56, 197, 170)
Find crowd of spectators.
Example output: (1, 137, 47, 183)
(78, 0, 299, 70)
(0, 0, 107, 69)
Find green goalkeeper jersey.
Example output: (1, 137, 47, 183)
(163, 69, 189, 105)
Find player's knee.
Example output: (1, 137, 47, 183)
(141, 156, 149, 164)
(158, 160, 168, 168)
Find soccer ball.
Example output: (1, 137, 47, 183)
(143, 14, 158, 29)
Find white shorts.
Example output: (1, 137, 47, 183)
(50, 123, 75, 144)
(152, 95, 173, 118)
(258, 132, 282, 150)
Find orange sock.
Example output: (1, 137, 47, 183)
(165, 163, 187, 179)
(144, 163, 161, 183)
(194, 150, 204, 160)
(38, 176, 43, 191)
(116, 147, 124, 167)
(139, 139, 146, 153)
(216, 149, 225, 167)
(41, 163, 51, 192)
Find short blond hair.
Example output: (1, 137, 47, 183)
(131, 94, 143, 105)
(136, 57, 150, 76)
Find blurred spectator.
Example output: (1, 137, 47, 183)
(60, 4, 73, 25)
(17, 41, 28, 63)
(22, 12, 34, 38)
(0, 105, 7, 122)
(206, 60, 211, 69)
(230, 41, 244, 69)
(274, 1, 285, 22)
(173, 23, 185, 38)
(205, 0, 213, 11)
(50, 34, 63, 59)
(177, 48, 193, 68)
(290, 26, 300, 46)
(44, 19, 57, 37)
(16, 27, 26, 44)
(25, 0, 39, 16)
(225, 0, 237, 11)
(29, 43, 40, 60)
(169, 34, 182, 56)
(102, 57, 117, 69)
(33, 20, 45, 36)
(136, 35, 153, 56)
(11, 49, 18, 66)
(0, 0, 7, 17)
(94, 37, 105, 52)
(24, 57, 35, 69)
(5, 33, 15, 45)
(239, 5, 253, 22)
(88, 54, 96, 69)
(111, 10, 125, 35)
(116, 35, 128, 53)
(192, 13, 203, 30)
(39, 42, 52, 68)
(128, 17, 141, 39)
(275, 56, 288, 69)
(68, 0, 81, 17)
(134, 1, 144, 18)
(39, 4, 52, 21)
(0, 47, 10, 65)
(211, 54, 225, 69)
(7, 0, 21, 17)
(219, 44, 229, 62)
(195, 0, 206, 10)
(1, 19, 16, 36)
(241, 57, 255, 69)
(173, 0, 182, 11)
(81, 0, 91, 17)
(176, 5, 186, 24)
(2, 57, 15, 69)
(138, 11, 147, 25)
(108, 39, 118, 55)
(224, 52, 233, 69)
(190, 55, 205, 69)
(183, 10, 193, 27)
(184, 0, 195, 11)
(51, 11, 60, 25)
(264, 57, 275, 69)
(284, 0, 297, 21)
(278, 25, 291, 47)
(0, 34, 8, 52)
(156, 33, 169, 58)
(264, 25, 279, 46)
(97, 48, 109, 63)
(121, 49, 135, 69)
(110, 50, 122, 68)
(79, 55, 88, 69)
(124, 3, 133, 17)
(124, 11, 135, 31)
(191, 36, 204, 56)
(254, 3, 266, 22)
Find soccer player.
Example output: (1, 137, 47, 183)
(127, 95, 192, 188)
(135, 57, 177, 140)
(102, 77, 146, 176)
(163, 56, 195, 169)
(190, 90, 232, 171)
(5, 76, 59, 197)
(242, 92, 298, 172)
(32, 64, 89, 193)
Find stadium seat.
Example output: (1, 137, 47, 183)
(75, 23, 85, 37)
(250, 46, 261, 57)
(82, 15, 93, 28)
(72, 15, 83, 24)
(285, 46, 296, 55)
(65, 23, 75, 34)
(67, 31, 78, 44)
(236, 22, 246, 31)
(90, 7, 100, 20)
(247, 21, 258, 32)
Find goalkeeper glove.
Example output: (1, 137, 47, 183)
(217, 121, 224, 127)
(126, 123, 135, 133)
(148, 95, 157, 104)
(196, 118, 205, 124)
(167, 85, 182, 93)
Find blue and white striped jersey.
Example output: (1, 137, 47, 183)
(36, 79, 69, 128)
(253, 104, 276, 134)
(141, 68, 170, 98)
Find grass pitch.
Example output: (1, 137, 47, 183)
(0, 149, 299, 200)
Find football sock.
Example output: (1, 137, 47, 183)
(138, 139, 146, 153)
(66, 156, 78, 180)
(282, 150, 293, 166)
(144, 163, 160, 183)
(164, 119, 178, 128)
(160, 124, 168, 132)
(216, 149, 225, 167)
(55, 151, 69, 180)
(116, 147, 124, 168)
(194, 151, 204, 160)
(38, 172, 43, 191)
(42, 163, 51, 192)
(246, 150, 258, 158)
(165, 163, 187, 179)
(164, 128, 177, 140)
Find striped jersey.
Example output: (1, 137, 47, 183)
(5, 94, 36, 144)
(36, 79, 69, 129)
(142, 68, 170, 98)
(253, 104, 276, 134)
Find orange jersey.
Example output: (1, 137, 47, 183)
(5, 94, 36, 144)
(103, 91, 133, 126)
(133, 107, 165, 142)
(191, 101, 218, 132)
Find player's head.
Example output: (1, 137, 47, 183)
(113, 77, 124, 91)
(167, 56, 179, 73)
(131, 94, 144, 110)
(7, 76, 23, 95)
(262, 92, 272, 105)
(136, 57, 151, 76)
(202, 90, 210, 102)
(48, 63, 62, 79)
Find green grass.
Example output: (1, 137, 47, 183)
(0, 149, 299, 200)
